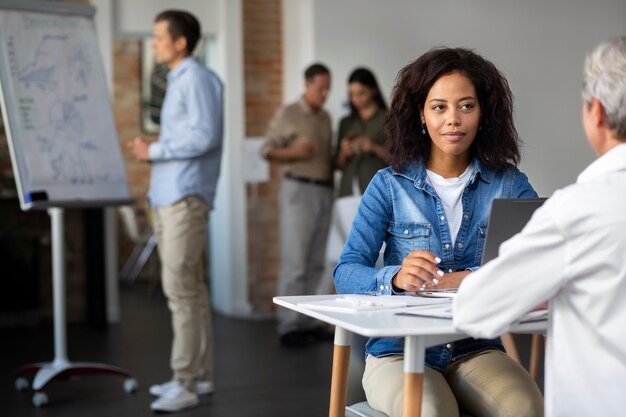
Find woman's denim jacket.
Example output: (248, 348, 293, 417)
(333, 158, 537, 372)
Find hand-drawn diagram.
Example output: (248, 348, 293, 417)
(2, 12, 125, 193)
(67, 44, 92, 87)
(44, 99, 99, 184)
(10, 34, 68, 91)
(48, 99, 84, 139)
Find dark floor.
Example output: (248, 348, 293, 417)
(0, 283, 334, 417)
(0, 284, 543, 417)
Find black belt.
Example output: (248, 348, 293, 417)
(285, 172, 332, 187)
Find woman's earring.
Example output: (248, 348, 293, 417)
(421, 124, 426, 135)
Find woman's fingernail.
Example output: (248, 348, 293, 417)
(433, 278, 439, 284)
(437, 270, 444, 277)
(434, 257, 442, 263)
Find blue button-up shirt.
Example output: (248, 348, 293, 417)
(148, 57, 224, 208)
(334, 158, 537, 371)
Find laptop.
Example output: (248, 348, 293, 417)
(481, 198, 547, 264)
(416, 197, 546, 298)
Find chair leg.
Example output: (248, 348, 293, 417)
(501, 332, 521, 365)
(119, 243, 145, 280)
(128, 235, 158, 284)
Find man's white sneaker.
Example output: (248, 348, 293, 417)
(150, 380, 214, 397)
(195, 380, 214, 395)
(150, 382, 198, 413)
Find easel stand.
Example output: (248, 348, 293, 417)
(15, 208, 137, 407)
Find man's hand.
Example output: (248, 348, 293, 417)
(392, 250, 444, 292)
(128, 137, 150, 162)
(291, 141, 315, 160)
(265, 139, 315, 162)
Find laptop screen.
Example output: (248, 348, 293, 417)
(481, 198, 547, 265)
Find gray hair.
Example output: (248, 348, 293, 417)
(582, 37, 626, 139)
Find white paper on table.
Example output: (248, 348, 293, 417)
(298, 295, 449, 314)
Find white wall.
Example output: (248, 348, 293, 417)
(282, 0, 315, 103)
(112, 0, 218, 37)
(285, 0, 626, 196)
(209, 0, 252, 317)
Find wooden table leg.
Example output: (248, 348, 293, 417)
(403, 336, 426, 417)
(329, 326, 352, 417)
(501, 332, 521, 364)
(529, 334, 543, 381)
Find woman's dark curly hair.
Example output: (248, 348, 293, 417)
(387, 47, 521, 171)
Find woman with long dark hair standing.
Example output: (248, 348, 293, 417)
(335, 68, 388, 197)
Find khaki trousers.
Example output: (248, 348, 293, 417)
(363, 350, 543, 417)
(276, 178, 333, 335)
(152, 196, 213, 391)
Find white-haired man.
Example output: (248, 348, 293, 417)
(454, 37, 626, 417)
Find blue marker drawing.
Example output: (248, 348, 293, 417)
(48, 99, 84, 138)
(15, 34, 68, 91)
(43, 100, 101, 184)
(36, 135, 53, 153)
(67, 44, 92, 87)
(80, 141, 98, 151)
(50, 154, 64, 180)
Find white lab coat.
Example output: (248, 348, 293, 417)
(453, 143, 626, 417)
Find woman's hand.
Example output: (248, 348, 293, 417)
(352, 136, 388, 161)
(340, 138, 354, 157)
(392, 250, 444, 291)
(428, 270, 470, 290)
(352, 136, 374, 154)
(336, 137, 355, 169)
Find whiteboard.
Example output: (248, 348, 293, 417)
(0, 0, 131, 210)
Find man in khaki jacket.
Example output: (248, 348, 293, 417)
(261, 63, 334, 348)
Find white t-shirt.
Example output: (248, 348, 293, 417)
(426, 164, 474, 245)
(454, 144, 626, 417)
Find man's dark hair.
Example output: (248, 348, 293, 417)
(387, 47, 521, 171)
(155, 10, 201, 56)
(304, 63, 330, 81)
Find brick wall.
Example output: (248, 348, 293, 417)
(243, 0, 284, 311)
(112, 39, 154, 270)
(113, 39, 154, 211)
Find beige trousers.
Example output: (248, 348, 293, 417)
(276, 178, 333, 334)
(152, 196, 213, 391)
(363, 350, 543, 417)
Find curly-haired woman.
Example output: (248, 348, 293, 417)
(334, 48, 543, 417)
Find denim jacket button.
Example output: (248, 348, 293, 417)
(448, 269, 453, 273)
(380, 285, 385, 290)
(444, 243, 450, 249)
(404, 229, 408, 235)
(463, 214, 469, 219)
(446, 343, 452, 349)
(457, 243, 463, 248)
(440, 216, 445, 221)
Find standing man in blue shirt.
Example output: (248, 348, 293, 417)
(129, 9, 223, 413)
